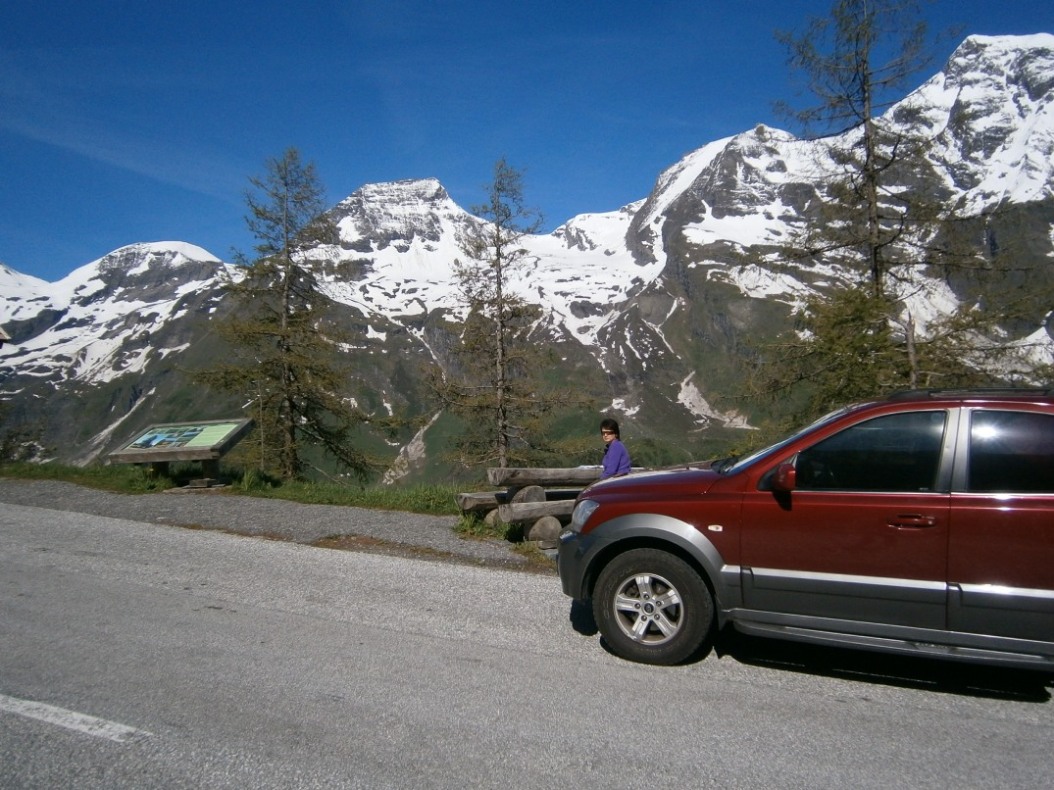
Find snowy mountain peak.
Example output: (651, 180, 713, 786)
(950, 33, 1054, 86)
(112, 241, 220, 263)
(92, 241, 220, 277)
(892, 33, 1054, 207)
(331, 177, 469, 249)
(48, 242, 226, 309)
(1, 262, 48, 294)
(353, 177, 449, 204)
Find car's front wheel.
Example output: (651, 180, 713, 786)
(592, 548, 713, 665)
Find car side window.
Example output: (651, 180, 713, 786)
(968, 410, 1054, 494)
(795, 411, 946, 492)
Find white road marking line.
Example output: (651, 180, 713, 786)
(0, 693, 153, 743)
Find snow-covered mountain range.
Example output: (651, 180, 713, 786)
(2, 34, 1053, 476)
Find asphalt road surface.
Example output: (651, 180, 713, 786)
(2, 494, 1052, 788)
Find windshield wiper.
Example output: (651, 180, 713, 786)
(710, 455, 739, 473)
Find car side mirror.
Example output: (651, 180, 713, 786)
(772, 462, 797, 492)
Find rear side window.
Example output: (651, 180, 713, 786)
(968, 410, 1054, 493)
(795, 411, 946, 492)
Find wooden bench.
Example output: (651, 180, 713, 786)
(457, 467, 611, 546)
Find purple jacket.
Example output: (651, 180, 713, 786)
(601, 439, 631, 478)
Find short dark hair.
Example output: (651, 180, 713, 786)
(600, 418, 620, 437)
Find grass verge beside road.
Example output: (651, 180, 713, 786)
(0, 461, 462, 515)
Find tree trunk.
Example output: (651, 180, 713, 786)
(904, 311, 919, 389)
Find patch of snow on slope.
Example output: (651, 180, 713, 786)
(679, 373, 754, 430)
(682, 197, 793, 249)
(705, 263, 818, 305)
(382, 411, 440, 484)
(609, 397, 640, 417)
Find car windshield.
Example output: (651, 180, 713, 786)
(720, 405, 857, 474)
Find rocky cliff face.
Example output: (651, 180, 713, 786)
(2, 34, 1052, 476)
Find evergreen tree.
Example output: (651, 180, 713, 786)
(776, 0, 933, 295)
(755, 0, 1046, 419)
(433, 158, 567, 469)
(196, 148, 369, 481)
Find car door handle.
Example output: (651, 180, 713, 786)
(888, 514, 938, 529)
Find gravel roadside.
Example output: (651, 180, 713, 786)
(0, 478, 545, 571)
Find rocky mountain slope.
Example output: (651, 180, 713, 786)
(2, 34, 1052, 479)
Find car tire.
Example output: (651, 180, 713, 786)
(592, 548, 714, 665)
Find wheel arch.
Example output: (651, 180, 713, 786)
(578, 513, 734, 623)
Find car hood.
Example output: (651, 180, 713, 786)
(583, 465, 724, 498)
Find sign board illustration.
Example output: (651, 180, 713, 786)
(109, 419, 254, 465)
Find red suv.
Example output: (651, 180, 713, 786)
(558, 390, 1054, 668)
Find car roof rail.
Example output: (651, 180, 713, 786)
(885, 387, 1054, 401)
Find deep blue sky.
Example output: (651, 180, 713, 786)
(2, 1, 1052, 281)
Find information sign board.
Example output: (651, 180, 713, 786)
(109, 419, 253, 464)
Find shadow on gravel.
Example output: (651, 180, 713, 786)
(714, 629, 1053, 703)
(566, 601, 1052, 702)
(569, 599, 599, 636)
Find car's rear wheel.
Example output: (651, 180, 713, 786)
(593, 548, 713, 665)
